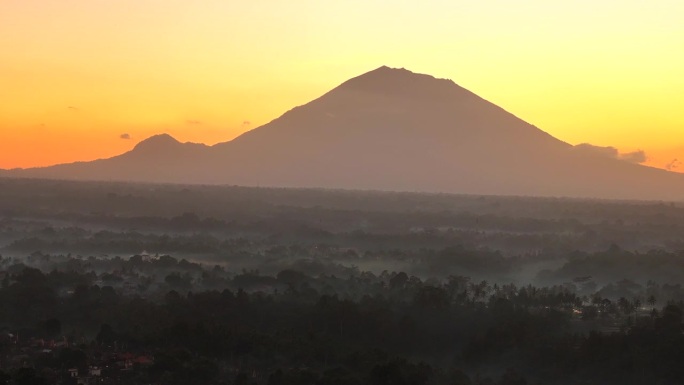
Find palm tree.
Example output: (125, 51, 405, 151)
(632, 297, 642, 322)
(618, 297, 633, 318)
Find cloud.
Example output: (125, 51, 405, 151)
(186, 120, 202, 126)
(573, 143, 619, 158)
(619, 150, 647, 164)
(120, 133, 131, 140)
(666, 158, 682, 170)
(573, 143, 647, 164)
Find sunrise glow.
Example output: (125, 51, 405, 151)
(1, 1, 683, 171)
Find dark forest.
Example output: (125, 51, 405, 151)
(1, 178, 684, 385)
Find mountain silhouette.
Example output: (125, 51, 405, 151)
(4, 134, 210, 182)
(4, 66, 683, 200)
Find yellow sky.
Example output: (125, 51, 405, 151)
(1, 1, 683, 172)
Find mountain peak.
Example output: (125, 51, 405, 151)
(369, 65, 410, 74)
(345, 65, 435, 83)
(334, 66, 461, 100)
(133, 134, 180, 151)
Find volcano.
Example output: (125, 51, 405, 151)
(5, 66, 683, 201)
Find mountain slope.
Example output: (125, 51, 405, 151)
(4, 66, 684, 200)
(10, 134, 212, 183)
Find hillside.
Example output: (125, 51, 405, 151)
(5, 66, 684, 201)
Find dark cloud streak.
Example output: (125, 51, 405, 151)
(666, 158, 681, 170)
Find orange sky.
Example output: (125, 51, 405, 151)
(1, 1, 683, 172)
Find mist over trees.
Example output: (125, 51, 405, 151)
(1, 178, 684, 384)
